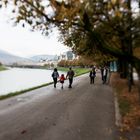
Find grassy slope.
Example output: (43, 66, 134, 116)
(57, 67, 90, 76)
(0, 65, 7, 71)
(0, 82, 53, 100)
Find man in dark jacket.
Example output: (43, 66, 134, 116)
(66, 67, 75, 88)
(89, 68, 96, 84)
(102, 66, 109, 84)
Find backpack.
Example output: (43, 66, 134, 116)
(52, 71, 59, 78)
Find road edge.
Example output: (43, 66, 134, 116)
(114, 92, 122, 127)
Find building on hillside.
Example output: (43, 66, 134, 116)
(59, 51, 78, 61)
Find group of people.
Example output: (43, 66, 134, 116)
(52, 65, 109, 89)
(89, 66, 109, 84)
(51, 67, 75, 89)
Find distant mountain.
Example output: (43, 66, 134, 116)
(0, 49, 33, 64)
(30, 54, 58, 62)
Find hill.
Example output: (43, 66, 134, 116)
(0, 49, 33, 65)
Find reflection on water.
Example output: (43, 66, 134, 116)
(0, 68, 65, 96)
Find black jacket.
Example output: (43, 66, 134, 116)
(89, 70, 96, 77)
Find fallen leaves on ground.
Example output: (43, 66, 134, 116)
(110, 73, 140, 139)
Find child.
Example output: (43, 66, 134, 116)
(59, 74, 66, 89)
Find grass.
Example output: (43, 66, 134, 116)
(57, 67, 90, 76)
(0, 65, 7, 71)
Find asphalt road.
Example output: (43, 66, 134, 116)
(0, 72, 118, 140)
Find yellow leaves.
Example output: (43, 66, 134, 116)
(115, 10, 122, 18)
(111, 73, 140, 134)
(107, 1, 124, 18)
(28, 0, 33, 2)
(119, 89, 140, 131)
(107, 3, 112, 11)
(111, 0, 117, 5)
(53, 0, 81, 22)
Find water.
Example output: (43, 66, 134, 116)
(0, 68, 66, 96)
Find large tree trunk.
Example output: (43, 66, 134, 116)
(118, 58, 128, 78)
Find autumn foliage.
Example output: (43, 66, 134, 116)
(57, 57, 96, 67)
(110, 73, 140, 139)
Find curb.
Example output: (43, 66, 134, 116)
(114, 92, 122, 127)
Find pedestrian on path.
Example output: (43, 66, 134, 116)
(52, 68, 59, 88)
(59, 74, 66, 89)
(102, 66, 109, 84)
(89, 67, 96, 84)
(100, 66, 104, 81)
(66, 67, 75, 88)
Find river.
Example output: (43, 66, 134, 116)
(0, 68, 66, 96)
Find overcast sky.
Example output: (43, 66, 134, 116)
(0, 9, 69, 58)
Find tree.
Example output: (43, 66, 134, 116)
(1, 0, 140, 88)
(52, 0, 140, 80)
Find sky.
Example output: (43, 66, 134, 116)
(0, 9, 69, 58)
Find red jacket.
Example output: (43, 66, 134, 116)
(60, 75, 65, 82)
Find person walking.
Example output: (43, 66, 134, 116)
(66, 67, 75, 88)
(89, 67, 96, 84)
(59, 74, 66, 89)
(102, 66, 108, 84)
(100, 66, 104, 81)
(52, 68, 59, 88)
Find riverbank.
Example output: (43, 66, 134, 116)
(0, 67, 90, 100)
(0, 82, 53, 100)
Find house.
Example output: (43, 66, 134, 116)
(59, 51, 78, 61)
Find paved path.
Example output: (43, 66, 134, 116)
(0, 72, 118, 140)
